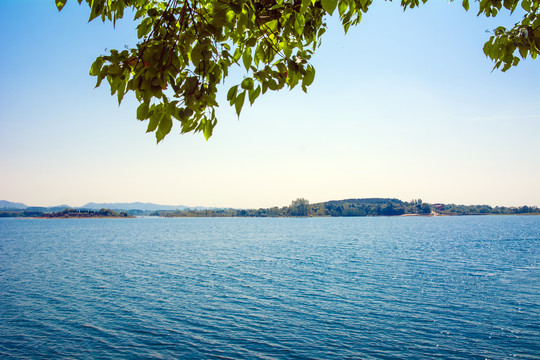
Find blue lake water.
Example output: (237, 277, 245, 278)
(0, 216, 538, 359)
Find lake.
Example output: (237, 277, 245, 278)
(0, 216, 538, 359)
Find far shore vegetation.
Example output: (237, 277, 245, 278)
(39, 208, 133, 219)
(1, 198, 539, 218)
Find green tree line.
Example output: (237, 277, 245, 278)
(155, 198, 540, 217)
(1, 200, 537, 218)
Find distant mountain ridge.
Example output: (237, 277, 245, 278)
(0, 200, 211, 212)
(0, 200, 28, 209)
(81, 202, 191, 211)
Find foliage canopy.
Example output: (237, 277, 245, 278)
(56, 0, 539, 141)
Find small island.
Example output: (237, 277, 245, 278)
(41, 208, 133, 219)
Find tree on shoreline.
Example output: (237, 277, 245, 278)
(56, 0, 539, 141)
(289, 198, 310, 216)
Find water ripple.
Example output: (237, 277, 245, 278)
(0, 216, 538, 359)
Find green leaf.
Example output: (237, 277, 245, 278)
(110, 76, 120, 94)
(235, 90, 246, 117)
(242, 47, 252, 72)
(255, 44, 265, 66)
(518, 46, 528, 58)
(191, 43, 203, 66)
(321, 0, 338, 15)
(226, 9, 236, 24)
(89, 57, 104, 76)
(137, 18, 152, 38)
(108, 64, 122, 75)
(283, 42, 292, 59)
(462, 0, 469, 11)
(288, 71, 299, 89)
(241, 77, 254, 90)
(95, 75, 103, 88)
(55, 0, 67, 11)
(294, 14, 305, 36)
(227, 85, 238, 102)
(483, 41, 491, 56)
(89, 0, 104, 22)
(212, 5, 228, 27)
(302, 65, 315, 87)
(266, 19, 278, 33)
(137, 102, 149, 120)
(232, 47, 242, 62)
(338, 1, 348, 16)
(117, 82, 126, 104)
(248, 86, 261, 105)
(134, 8, 147, 20)
(95, 66, 108, 88)
(300, 0, 311, 13)
(267, 79, 278, 91)
(147, 111, 161, 133)
(203, 118, 214, 140)
(185, 77, 198, 94)
(156, 115, 172, 143)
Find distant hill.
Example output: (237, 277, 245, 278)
(80, 202, 193, 211)
(0, 200, 213, 212)
(0, 200, 28, 209)
(25, 205, 72, 212)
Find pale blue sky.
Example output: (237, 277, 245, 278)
(1, 0, 539, 208)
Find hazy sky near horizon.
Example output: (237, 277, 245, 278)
(1, 0, 539, 208)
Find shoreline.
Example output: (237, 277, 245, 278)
(9, 213, 540, 219)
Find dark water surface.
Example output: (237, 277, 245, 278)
(0, 216, 538, 359)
